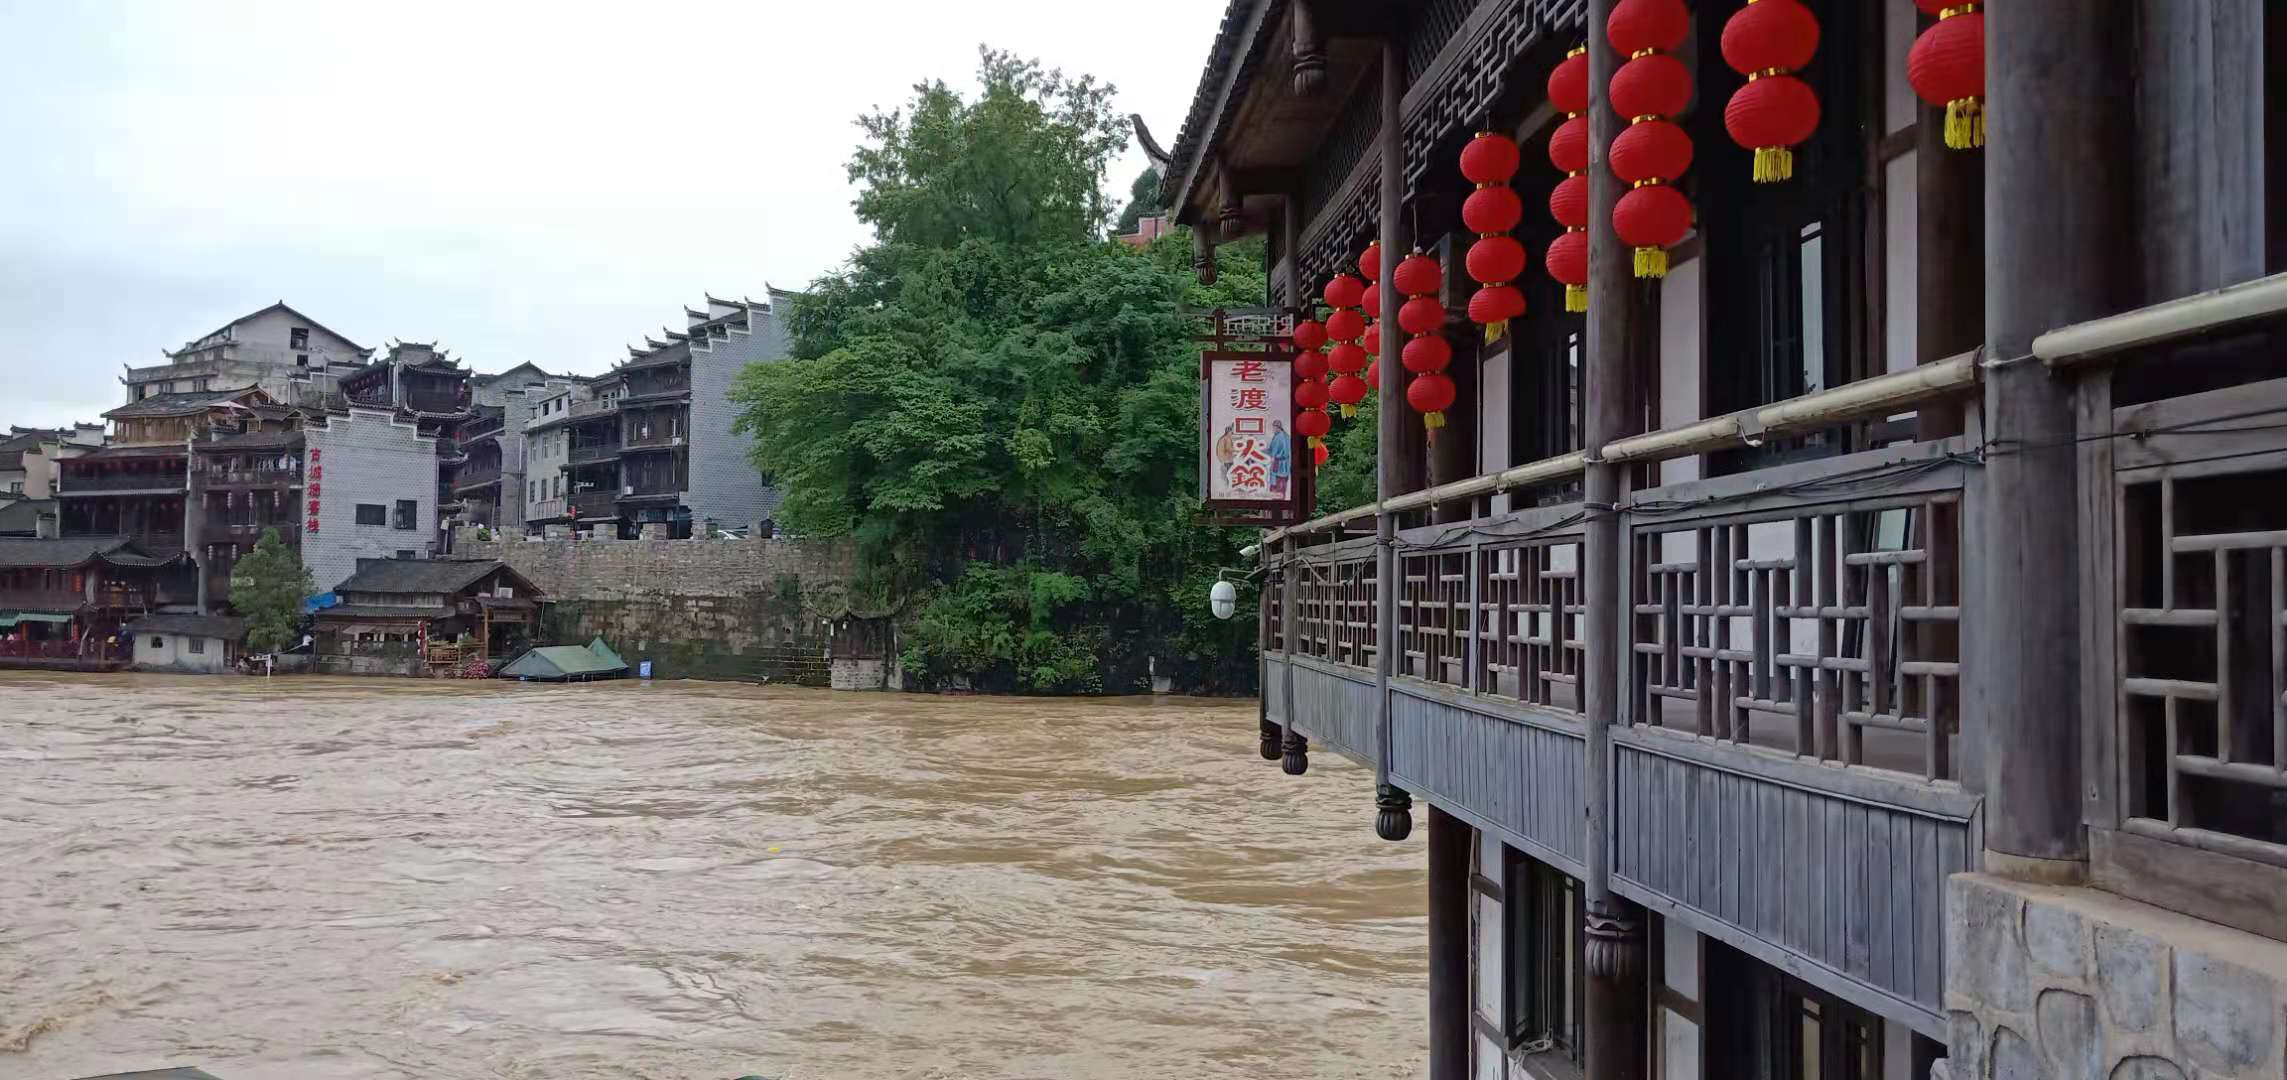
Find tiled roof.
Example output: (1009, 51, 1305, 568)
(104, 387, 264, 420)
(124, 613, 246, 639)
(334, 558, 529, 597)
(0, 499, 58, 535)
(0, 536, 133, 569)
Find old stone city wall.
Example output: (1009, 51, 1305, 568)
(454, 527, 887, 686)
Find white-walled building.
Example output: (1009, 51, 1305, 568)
(301, 408, 437, 593)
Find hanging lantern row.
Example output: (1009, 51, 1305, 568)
(1322, 272, 1369, 418)
(1290, 317, 1331, 459)
(1545, 47, 1591, 312)
(1393, 251, 1455, 439)
(1458, 132, 1529, 342)
(1909, 0, 1985, 150)
(1721, 0, 1822, 182)
(1608, 0, 1695, 279)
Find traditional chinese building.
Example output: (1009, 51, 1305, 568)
(1166, 1, 2287, 1077)
(0, 536, 193, 670)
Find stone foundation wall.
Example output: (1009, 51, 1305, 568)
(453, 527, 874, 685)
(1943, 873, 2287, 1079)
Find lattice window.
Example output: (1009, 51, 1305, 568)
(2119, 464, 2287, 855)
(1400, 550, 1471, 686)
(1293, 554, 1379, 670)
(1474, 536, 1586, 710)
(1629, 494, 1962, 781)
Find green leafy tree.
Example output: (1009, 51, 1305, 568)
(1112, 165, 1162, 236)
(233, 528, 313, 654)
(732, 48, 1268, 693)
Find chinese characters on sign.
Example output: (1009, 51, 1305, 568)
(1202, 352, 1295, 506)
(306, 449, 321, 535)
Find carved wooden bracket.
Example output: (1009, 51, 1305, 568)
(1291, 0, 1327, 96)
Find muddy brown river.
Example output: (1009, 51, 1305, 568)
(0, 673, 1425, 1080)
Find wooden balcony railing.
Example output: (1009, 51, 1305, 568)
(568, 441, 619, 465)
(199, 467, 302, 488)
(60, 471, 186, 493)
(568, 489, 620, 519)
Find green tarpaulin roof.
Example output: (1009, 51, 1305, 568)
(499, 638, 629, 680)
(0, 612, 74, 628)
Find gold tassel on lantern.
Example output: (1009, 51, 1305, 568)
(1483, 320, 1507, 344)
(1946, 97, 1985, 150)
(1753, 146, 1794, 183)
(1308, 435, 1324, 450)
(1634, 247, 1669, 279)
(1340, 404, 1356, 419)
(1565, 285, 1588, 313)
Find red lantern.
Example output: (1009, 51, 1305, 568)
(1292, 319, 1327, 352)
(1548, 48, 1590, 115)
(1358, 243, 1382, 281)
(1721, 0, 1819, 74)
(1610, 118, 1694, 184)
(1314, 443, 1329, 466)
(1610, 53, 1692, 120)
(1325, 307, 1365, 343)
(1469, 283, 1528, 325)
(1294, 377, 1329, 411)
(1725, 75, 1822, 182)
(1402, 334, 1453, 374)
(1295, 406, 1330, 450)
(1360, 282, 1381, 317)
(1407, 371, 1458, 437)
(1323, 273, 1365, 310)
(1549, 115, 1591, 174)
(1909, 8, 1985, 150)
(1608, 0, 1690, 56)
(1720, 0, 1821, 182)
(1294, 348, 1328, 382)
(1327, 341, 1368, 376)
(1459, 133, 1521, 185)
(1614, 184, 1693, 278)
(1398, 296, 1446, 336)
(1466, 235, 1528, 286)
(1393, 252, 1442, 296)
(1462, 185, 1524, 234)
(1608, 0, 1693, 280)
(1329, 373, 1369, 416)
(1365, 359, 1380, 391)
(1546, 231, 1589, 312)
(1550, 175, 1589, 229)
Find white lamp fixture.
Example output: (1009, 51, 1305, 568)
(1209, 578, 1238, 621)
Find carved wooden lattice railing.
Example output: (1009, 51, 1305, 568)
(1291, 551, 1378, 670)
(1624, 445, 1970, 782)
(2106, 376, 2287, 867)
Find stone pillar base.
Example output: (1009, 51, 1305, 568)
(1945, 873, 2287, 1078)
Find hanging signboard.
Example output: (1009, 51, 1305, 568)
(1191, 307, 1311, 527)
(1200, 350, 1306, 525)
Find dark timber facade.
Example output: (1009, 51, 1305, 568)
(1168, 2, 2287, 1077)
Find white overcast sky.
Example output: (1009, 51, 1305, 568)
(0, 0, 1225, 424)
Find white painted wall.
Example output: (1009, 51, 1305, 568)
(1480, 347, 1512, 516)
(1885, 150, 1920, 375)
(1660, 917, 1702, 1080)
(133, 631, 231, 673)
(1657, 259, 1704, 487)
(302, 409, 437, 592)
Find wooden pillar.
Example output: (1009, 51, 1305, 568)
(1274, 197, 1304, 765)
(1915, 68, 1982, 439)
(1372, 36, 1415, 841)
(186, 447, 207, 612)
(1582, 0, 1648, 1074)
(1426, 805, 1471, 1080)
(2133, 0, 2266, 299)
(1974, 3, 2131, 873)
(1278, 537, 1302, 767)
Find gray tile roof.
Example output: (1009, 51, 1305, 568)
(315, 604, 455, 621)
(104, 387, 264, 420)
(334, 558, 531, 597)
(124, 613, 246, 639)
(0, 499, 57, 535)
(0, 536, 133, 569)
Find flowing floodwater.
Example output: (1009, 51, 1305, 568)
(0, 673, 1425, 1080)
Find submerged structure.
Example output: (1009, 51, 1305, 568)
(497, 636, 628, 681)
(1165, 1, 2287, 1077)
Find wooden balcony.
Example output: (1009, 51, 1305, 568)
(568, 441, 620, 466)
(199, 467, 302, 490)
(568, 489, 620, 520)
(59, 471, 186, 494)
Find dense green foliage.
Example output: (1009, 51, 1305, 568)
(732, 50, 1269, 694)
(234, 528, 313, 654)
(1112, 165, 1162, 236)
